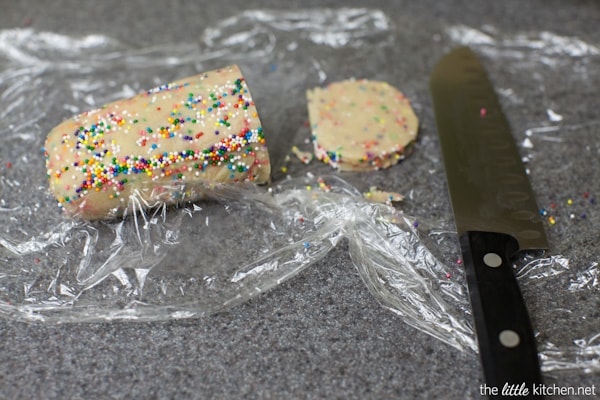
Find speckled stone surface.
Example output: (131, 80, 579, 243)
(0, 1, 598, 399)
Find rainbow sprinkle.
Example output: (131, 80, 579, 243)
(539, 191, 595, 227)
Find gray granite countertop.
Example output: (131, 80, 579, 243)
(0, 1, 598, 399)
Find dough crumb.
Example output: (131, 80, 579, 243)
(363, 186, 404, 205)
(291, 145, 314, 165)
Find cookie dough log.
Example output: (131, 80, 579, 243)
(45, 65, 270, 220)
(306, 79, 418, 171)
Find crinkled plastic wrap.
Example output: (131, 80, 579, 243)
(0, 8, 598, 375)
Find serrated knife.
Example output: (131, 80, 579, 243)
(430, 46, 547, 397)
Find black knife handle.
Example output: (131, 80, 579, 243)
(460, 231, 544, 399)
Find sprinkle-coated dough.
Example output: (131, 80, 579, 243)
(45, 65, 270, 219)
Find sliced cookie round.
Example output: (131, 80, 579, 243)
(307, 79, 418, 171)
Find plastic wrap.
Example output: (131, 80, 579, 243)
(0, 8, 598, 375)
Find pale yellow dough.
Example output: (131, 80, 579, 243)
(363, 186, 404, 205)
(45, 65, 270, 220)
(307, 79, 418, 171)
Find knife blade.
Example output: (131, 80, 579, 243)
(430, 46, 548, 397)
